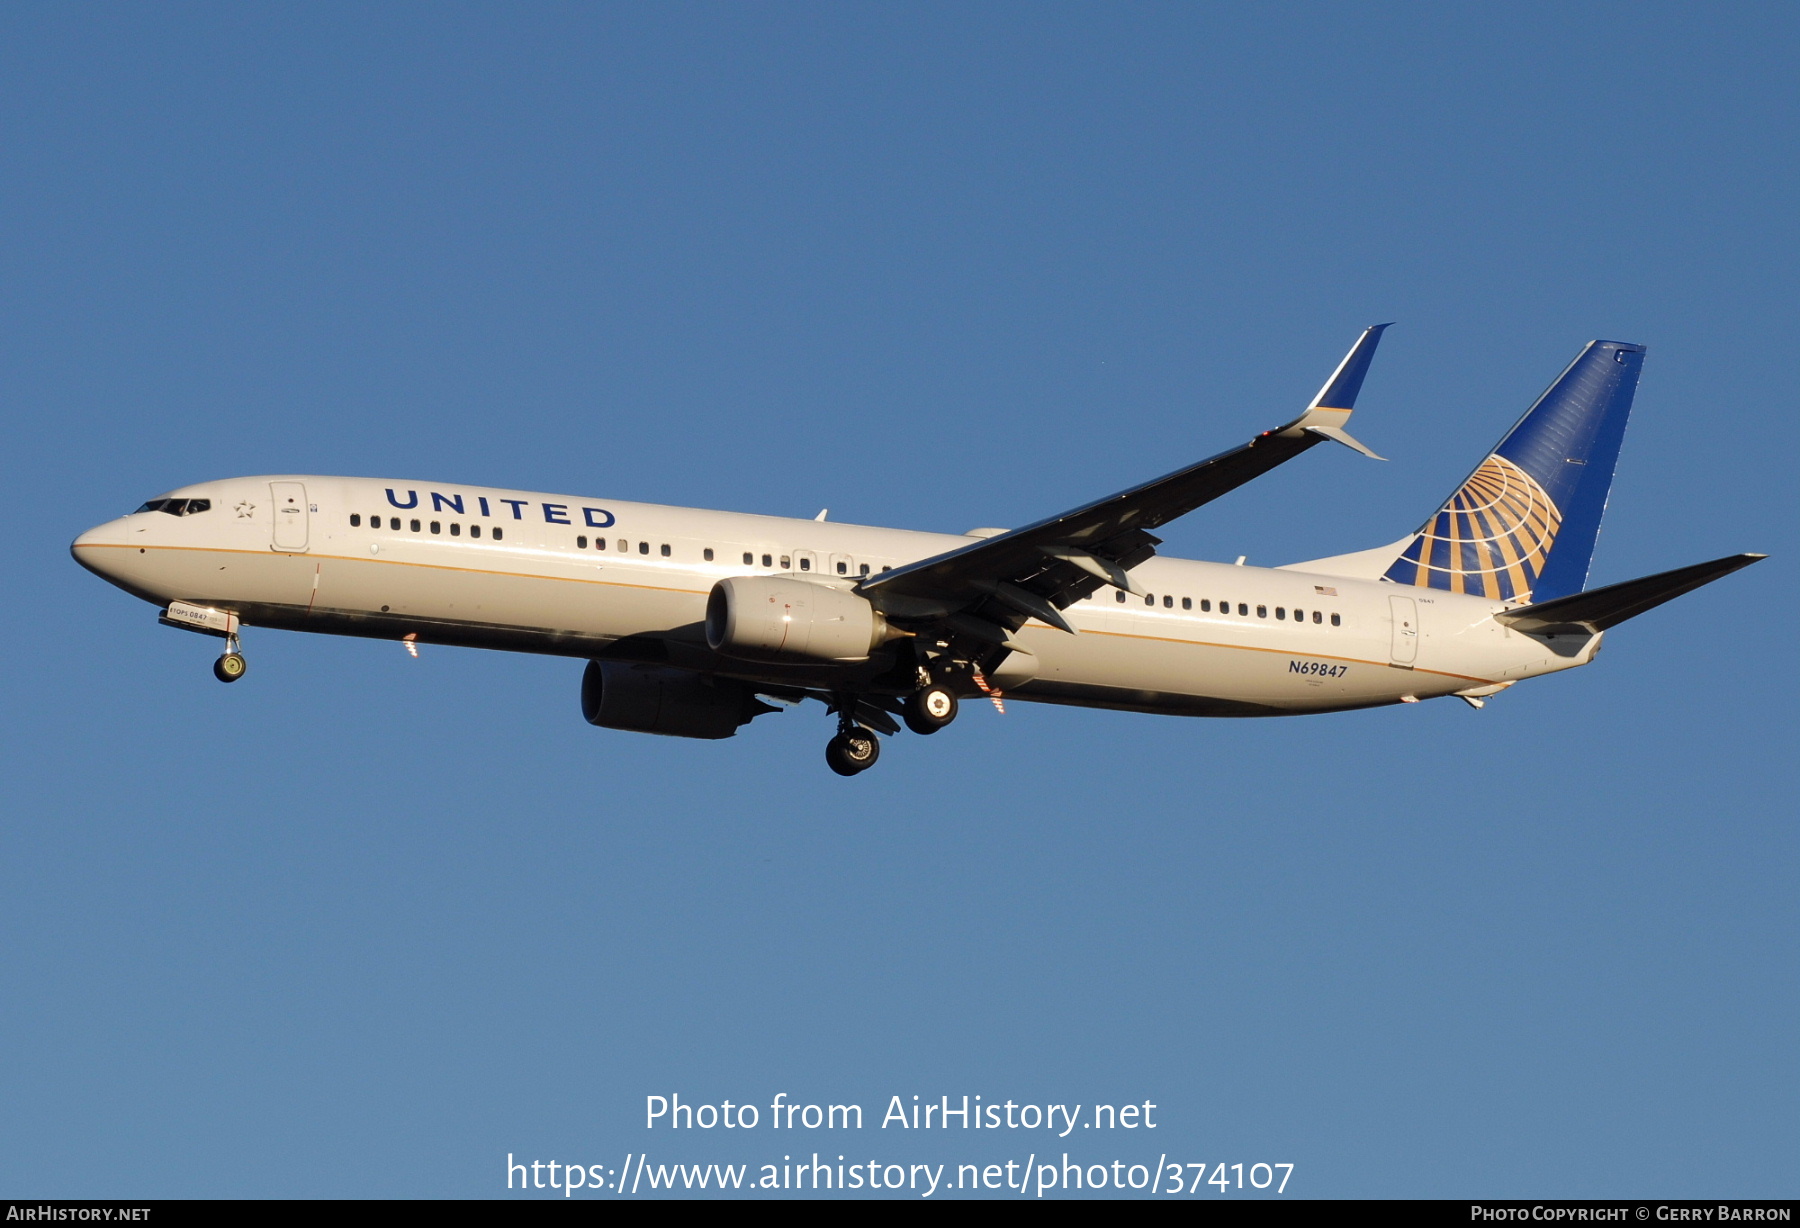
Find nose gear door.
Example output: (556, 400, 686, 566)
(270, 481, 309, 552)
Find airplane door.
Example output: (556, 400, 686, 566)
(792, 549, 817, 575)
(270, 481, 310, 552)
(829, 552, 857, 578)
(1388, 595, 1418, 666)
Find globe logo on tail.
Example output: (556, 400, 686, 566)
(1382, 454, 1561, 602)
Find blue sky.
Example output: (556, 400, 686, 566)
(2, 3, 1793, 1198)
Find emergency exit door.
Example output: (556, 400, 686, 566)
(1388, 595, 1418, 666)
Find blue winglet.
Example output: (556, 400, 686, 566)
(1311, 322, 1393, 410)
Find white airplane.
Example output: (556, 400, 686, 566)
(72, 328, 1762, 775)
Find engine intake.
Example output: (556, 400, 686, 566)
(705, 575, 898, 663)
(581, 660, 770, 740)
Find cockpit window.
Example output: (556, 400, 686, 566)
(133, 498, 212, 516)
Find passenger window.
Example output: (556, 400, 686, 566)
(1330, 613, 1340, 626)
(430, 521, 441, 534)
(837, 561, 848, 575)
(1237, 603, 1248, 616)
(410, 519, 421, 532)
(492, 527, 503, 541)
(637, 541, 648, 555)
(577, 536, 588, 549)
(881, 565, 891, 572)
(1182, 597, 1192, 610)
(660, 544, 670, 557)
(1163, 595, 1173, 608)
(1201, 599, 1211, 612)
(451, 523, 461, 536)
(860, 563, 870, 576)
(1116, 590, 1126, 604)
(1312, 610, 1322, 623)
(1276, 607, 1286, 619)
(800, 557, 811, 570)
(762, 554, 772, 567)
(1257, 605, 1267, 618)
(743, 552, 754, 565)
(779, 555, 790, 569)
(1145, 594, 1155, 606)
(390, 517, 401, 530)
(618, 539, 629, 552)
(350, 514, 361, 527)
(704, 548, 714, 561)
(470, 524, 482, 539)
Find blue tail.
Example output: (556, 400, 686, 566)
(1382, 340, 1644, 602)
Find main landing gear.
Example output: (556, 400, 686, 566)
(902, 684, 958, 735)
(825, 681, 965, 775)
(825, 726, 881, 777)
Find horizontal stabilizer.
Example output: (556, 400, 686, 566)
(1496, 553, 1765, 634)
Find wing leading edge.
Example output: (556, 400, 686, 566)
(858, 325, 1391, 640)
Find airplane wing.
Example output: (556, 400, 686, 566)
(857, 325, 1391, 646)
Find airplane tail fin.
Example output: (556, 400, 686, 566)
(1380, 340, 1645, 602)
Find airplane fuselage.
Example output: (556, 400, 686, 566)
(72, 474, 1593, 718)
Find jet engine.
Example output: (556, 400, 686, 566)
(581, 660, 772, 740)
(705, 575, 900, 663)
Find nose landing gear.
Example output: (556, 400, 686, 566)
(160, 603, 248, 684)
(212, 632, 247, 683)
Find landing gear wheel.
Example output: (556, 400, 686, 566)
(902, 685, 958, 735)
(825, 729, 881, 776)
(213, 652, 247, 683)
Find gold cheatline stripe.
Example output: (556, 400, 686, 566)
(78, 544, 1501, 686)
(73, 542, 709, 597)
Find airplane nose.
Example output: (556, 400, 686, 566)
(70, 519, 131, 579)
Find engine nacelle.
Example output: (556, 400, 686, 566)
(705, 575, 896, 663)
(581, 660, 768, 740)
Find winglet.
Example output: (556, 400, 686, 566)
(1277, 323, 1391, 458)
(1304, 423, 1385, 460)
(1310, 322, 1392, 411)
